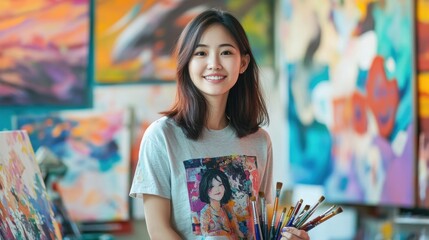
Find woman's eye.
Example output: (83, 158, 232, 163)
(194, 51, 206, 56)
(221, 50, 232, 55)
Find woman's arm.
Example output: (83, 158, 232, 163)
(143, 194, 182, 240)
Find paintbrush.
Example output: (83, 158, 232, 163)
(294, 195, 325, 228)
(269, 182, 283, 240)
(281, 206, 294, 229)
(274, 207, 287, 240)
(286, 199, 303, 227)
(259, 191, 268, 240)
(301, 207, 343, 231)
(299, 205, 337, 230)
(250, 196, 263, 240)
(293, 204, 310, 226)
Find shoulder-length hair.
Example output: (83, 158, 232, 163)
(162, 9, 269, 140)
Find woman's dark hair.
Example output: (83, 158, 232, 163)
(161, 9, 269, 140)
(199, 169, 232, 205)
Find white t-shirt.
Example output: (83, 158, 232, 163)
(130, 116, 273, 239)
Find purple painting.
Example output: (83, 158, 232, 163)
(0, 0, 91, 107)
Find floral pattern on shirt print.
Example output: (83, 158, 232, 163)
(183, 155, 260, 240)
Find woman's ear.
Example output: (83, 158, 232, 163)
(240, 54, 250, 74)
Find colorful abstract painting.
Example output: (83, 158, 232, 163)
(94, 84, 176, 218)
(418, 0, 429, 208)
(15, 110, 131, 222)
(277, 0, 415, 206)
(0, 0, 92, 107)
(417, 0, 429, 71)
(0, 130, 61, 239)
(95, 0, 272, 83)
(419, 74, 429, 207)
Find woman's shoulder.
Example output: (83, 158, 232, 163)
(257, 127, 270, 136)
(147, 116, 174, 128)
(144, 116, 180, 138)
(241, 127, 272, 148)
(249, 127, 271, 141)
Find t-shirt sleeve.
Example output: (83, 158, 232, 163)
(129, 128, 171, 200)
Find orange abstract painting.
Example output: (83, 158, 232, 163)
(95, 0, 272, 83)
(0, 0, 92, 107)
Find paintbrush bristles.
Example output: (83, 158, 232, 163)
(250, 196, 257, 202)
(275, 182, 283, 198)
(334, 207, 343, 214)
(276, 182, 283, 191)
(287, 207, 294, 217)
(259, 191, 265, 198)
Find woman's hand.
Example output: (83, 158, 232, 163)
(280, 227, 310, 240)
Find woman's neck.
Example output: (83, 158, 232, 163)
(206, 116, 228, 130)
(205, 94, 228, 130)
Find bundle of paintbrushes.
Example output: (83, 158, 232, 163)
(250, 182, 344, 240)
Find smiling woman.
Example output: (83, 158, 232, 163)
(129, 9, 310, 240)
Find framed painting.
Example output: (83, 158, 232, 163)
(95, 0, 273, 83)
(417, 0, 429, 208)
(0, 130, 61, 239)
(418, 73, 429, 207)
(277, 0, 415, 206)
(15, 109, 131, 222)
(0, 0, 93, 107)
(94, 84, 176, 218)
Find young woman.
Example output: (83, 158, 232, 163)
(130, 9, 310, 240)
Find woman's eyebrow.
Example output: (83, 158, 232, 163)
(196, 43, 237, 48)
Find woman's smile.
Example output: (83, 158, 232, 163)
(204, 74, 227, 83)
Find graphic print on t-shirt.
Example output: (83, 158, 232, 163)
(183, 155, 260, 239)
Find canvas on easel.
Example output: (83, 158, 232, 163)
(0, 130, 61, 240)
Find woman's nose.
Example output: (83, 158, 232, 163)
(207, 55, 221, 70)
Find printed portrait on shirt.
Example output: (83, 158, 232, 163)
(183, 155, 260, 239)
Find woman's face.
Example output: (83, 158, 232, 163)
(208, 176, 225, 202)
(188, 24, 249, 101)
